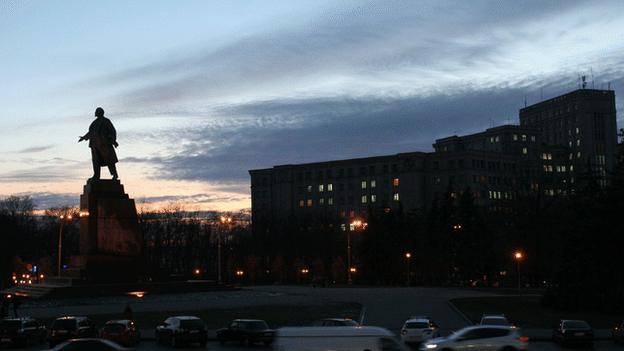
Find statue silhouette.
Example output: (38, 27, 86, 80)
(79, 107, 119, 180)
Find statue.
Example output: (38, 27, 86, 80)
(79, 107, 119, 180)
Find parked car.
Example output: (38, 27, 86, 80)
(48, 316, 97, 348)
(217, 319, 276, 346)
(313, 318, 360, 327)
(419, 325, 529, 350)
(552, 319, 594, 346)
(276, 326, 404, 351)
(155, 316, 207, 348)
(479, 313, 511, 326)
(0, 317, 47, 347)
(44, 338, 130, 350)
(612, 320, 624, 343)
(100, 319, 140, 347)
(400, 317, 440, 345)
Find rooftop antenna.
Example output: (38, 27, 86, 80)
(608, 81, 611, 90)
(581, 75, 587, 89)
(590, 67, 595, 89)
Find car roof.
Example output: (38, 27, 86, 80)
(105, 319, 133, 325)
(1, 317, 34, 322)
(323, 318, 355, 322)
(481, 314, 506, 318)
(405, 318, 430, 323)
(459, 325, 516, 332)
(55, 316, 87, 321)
(562, 319, 589, 323)
(172, 316, 201, 320)
(234, 319, 266, 322)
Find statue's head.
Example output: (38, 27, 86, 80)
(94, 107, 104, 118)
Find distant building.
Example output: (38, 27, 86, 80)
(249, 89, 618, 232)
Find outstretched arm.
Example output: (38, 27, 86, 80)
(78, 132, 89, 142)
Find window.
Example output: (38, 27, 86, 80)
(327, 183, 333, 192)
(576, 139, 581, 146)
(340, 224, 346, 231)
(495, 136, 500, 142)
(361, 195, 367, 204)
(361, 180, 367, 189)
(522, 134, 527, 141)
(576, 127, 580, 134)
(318, 184, 324, 192)
(319, 198, 325, 205)
(307, 199, 313, 207)
(307, 185, 312, 193)
(371, 194, 376, 203)
(577, 152, 581, 159)
(393, 178, 400, 186)
(328, 197, 333, 205)
(371, 180, 376, 188)
(393, 193, 400, 201)
(299, 200, 304, 207)
(522, 147, 527, 155)
(513, 134, 518, 141)
(531, 135, 536, 142)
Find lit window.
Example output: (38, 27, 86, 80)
(576, 139, 581, 146)
(569, 153, 573, 160)
(371, 194, 376, 203)
(490, 137, 495, 143)
(328, 197, 333, 205)
(319, 198, 325, 205)
(568, 141, 572, 147)
(361, 195, 367, 204)
(548, 154, 552, 160)
(577, 152, 581, 159)
(370, 180, 376, 188)
(522, 134, 527, 141)
(522, 147, 527, 155)
(542, 153, 547, 160)
(307, 199, 313, 207)
(495, 136, 500, 142)
(328, 183, 333, 192)
(361, 180, 367, 189)
(319, 184, 324, 192)
(340, 224, 346, 231)
(570, 165, 574, 171)
(531, 135, 536, 142)
(393, 178, 400, 186)
(393, 193, 400, 201)
(299, 200, 304, 207)
(513, 134, 518, 141)
(576, 127, 580, 134)
(307, 185, 312, 193)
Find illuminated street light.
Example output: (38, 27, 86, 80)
(347, 219, 367, 284)
(57, 213, 76, 277)
(513, 250, 525, 294)
(349, 267, 357, 273)
(194, 268, 201, 275)
(235, 270, 244, 277)
(405, 252, 412, 286)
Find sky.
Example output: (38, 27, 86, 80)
(1, 0, 623, 211)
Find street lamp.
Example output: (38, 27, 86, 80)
(348, 219, 367, 284)
(57, 214, 74, 277)
(513, 250, 524, 294)
(217, 216, 233, 284)
(405, 252, 412, 286)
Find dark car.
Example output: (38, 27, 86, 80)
(155, 316, 207, 348)
(612, 320, 624, 343)
(45, 338, 130, 350)
(552, 319, 594, 346)
(217, 319, 275, 346)
(100, 320, 140, 347)
(313, 318, 360, 327)
(0, 317, 47, 347)
(48, 316, 97, 348)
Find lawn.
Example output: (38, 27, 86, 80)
(450, 295, 620, 329)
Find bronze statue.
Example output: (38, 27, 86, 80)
(79, 107, 119, 180)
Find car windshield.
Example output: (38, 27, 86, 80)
(180, 319, 205, 329)
(482, 318, 509, 326)
(52, 319, 77, 330)
(103, 323, 126, 333)
(405, 322, 429, 329)
(0, 320, 21, 331)
(245, 321, 269, 330)
(564, 321, 590, 329)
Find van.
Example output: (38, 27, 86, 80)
(275, 326, 405, 351)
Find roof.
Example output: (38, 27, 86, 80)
(105, 319, 133, 325)
(405, 318, 430, 323)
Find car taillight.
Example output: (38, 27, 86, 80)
(517, 336, 529, 342)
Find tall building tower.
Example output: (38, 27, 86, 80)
(519, 89, 617, 187)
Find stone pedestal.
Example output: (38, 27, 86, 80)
(70, 179, 143, 283)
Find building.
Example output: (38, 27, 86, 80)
(249, 89, 618, 232)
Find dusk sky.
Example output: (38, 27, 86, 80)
(1, 0, 623, 211)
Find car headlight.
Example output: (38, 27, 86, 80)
(425, 344, 438, 349)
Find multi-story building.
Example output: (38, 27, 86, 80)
(249, 89, 618, 231)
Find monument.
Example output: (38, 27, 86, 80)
(71, 107, 143, 283)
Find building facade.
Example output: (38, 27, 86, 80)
(249, 89, 618, 232)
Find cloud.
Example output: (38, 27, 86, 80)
(14, 144, 55, 153)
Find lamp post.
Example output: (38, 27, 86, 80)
(57, 214, 73, 277)
(218, 216, 232, 284)
(514, 250, 524, 294)
(348, 219, 367, 284)
(405, 252, 412, 286)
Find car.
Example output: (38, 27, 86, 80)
(217, 319, 276, 346)
(44, 338, 130, 350)
(0, 317, 47, 347)
(100, 319, 140, 347)
(552, 319, 594, 346)
(313, 318, 360, 327)
(479, 313, 512, 326)
(155, 315, 207, 348)
(612, 320, 624, 343)
(276, 326, 405, 351)
(419, 325, 529, 351)
(48, 316, 97, 348)
(400, 317, 440, 345)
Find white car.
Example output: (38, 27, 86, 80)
(276, 326, 406, 351)
(480, 314, 511, 326)
(400, 318, 440, 344)
(419, 325, 528, 351)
